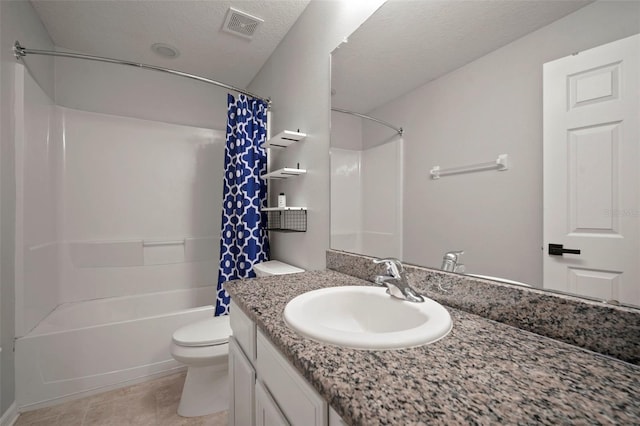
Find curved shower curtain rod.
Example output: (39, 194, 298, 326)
(331, 107, 403, 135)
(13, 41, 271, 106)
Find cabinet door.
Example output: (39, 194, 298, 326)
(256, 331, 327, 426)
(230, 301, 256, 362)
(255, 380, 290, 426)
(229, 336, 255, 426)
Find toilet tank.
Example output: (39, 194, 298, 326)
(254, 260, 304, 277)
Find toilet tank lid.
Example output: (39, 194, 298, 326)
(254, 260, 305, 275)
(172, 315, 231, 347)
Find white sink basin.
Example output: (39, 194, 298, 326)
(283, 286, 452, 350)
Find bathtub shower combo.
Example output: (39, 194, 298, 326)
(12, 41, 274, 410)
(13, 64, 225, 408)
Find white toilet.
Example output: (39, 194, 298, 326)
(170, 260, 303, 417)
(170, 316, 231, 417)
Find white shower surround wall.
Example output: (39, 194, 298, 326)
(330, 109, 404, 259)
(14, 64, 61, 338)
(57, 107, 225, 305)
(14, 64, 226, 408)
(330, 141, 403, 259)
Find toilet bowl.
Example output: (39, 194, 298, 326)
(170, 315, 231, 417)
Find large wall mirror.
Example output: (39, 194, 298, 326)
(330, 0, 640, 308)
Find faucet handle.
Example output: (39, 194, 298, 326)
(443, 250, 464, 261)
(373, 257, 404, 277)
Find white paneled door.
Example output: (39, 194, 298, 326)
(543, 34, 639, 306)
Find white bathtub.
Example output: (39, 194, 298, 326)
(15, 286, 217, 410)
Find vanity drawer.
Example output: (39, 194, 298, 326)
(230, 300, 256, 362)
(256, 330, 327, 426)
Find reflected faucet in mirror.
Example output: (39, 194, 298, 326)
(373, 258, 425, 303)
(441, 251, 465, 273)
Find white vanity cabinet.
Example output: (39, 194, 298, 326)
(229, 301, 345, 426)
(229, 337, 256, 426)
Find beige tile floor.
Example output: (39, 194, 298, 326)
(14, 372, 227, 426)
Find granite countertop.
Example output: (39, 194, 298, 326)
(225, 270, 640, 425)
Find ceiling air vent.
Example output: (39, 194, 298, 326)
(222, 7, 264, 40)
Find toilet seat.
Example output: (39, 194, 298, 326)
(170, 340, 229, 366)
(172, 316, 231, 347)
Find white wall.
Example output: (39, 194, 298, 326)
(366, 1, 640, 286)
(55, 51, 230, 130)
(0, 0, 55, 415)
(248, 0, 385, 270)
(1, 0, 3, 413)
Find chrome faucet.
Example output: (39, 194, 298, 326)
(373, 258, 424, 303)
(441, 251, 465, 273)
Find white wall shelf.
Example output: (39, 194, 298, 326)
(265, 130, 307, 148)
(263, 129, 307, 232)
(261, 167, 307, 180)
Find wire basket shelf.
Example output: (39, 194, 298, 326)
(264, 209, 307, 232)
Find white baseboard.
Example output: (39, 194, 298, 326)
(0, 403, 18, 426)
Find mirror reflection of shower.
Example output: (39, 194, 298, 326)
(330, 108, 403, 260)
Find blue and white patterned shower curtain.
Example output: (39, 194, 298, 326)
(215, 94, 270, 316)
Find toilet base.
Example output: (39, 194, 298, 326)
(178, 363, 229, 417)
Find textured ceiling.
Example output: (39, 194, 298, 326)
(331, 0, 593, 114)
(30, 0, 310, 89)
